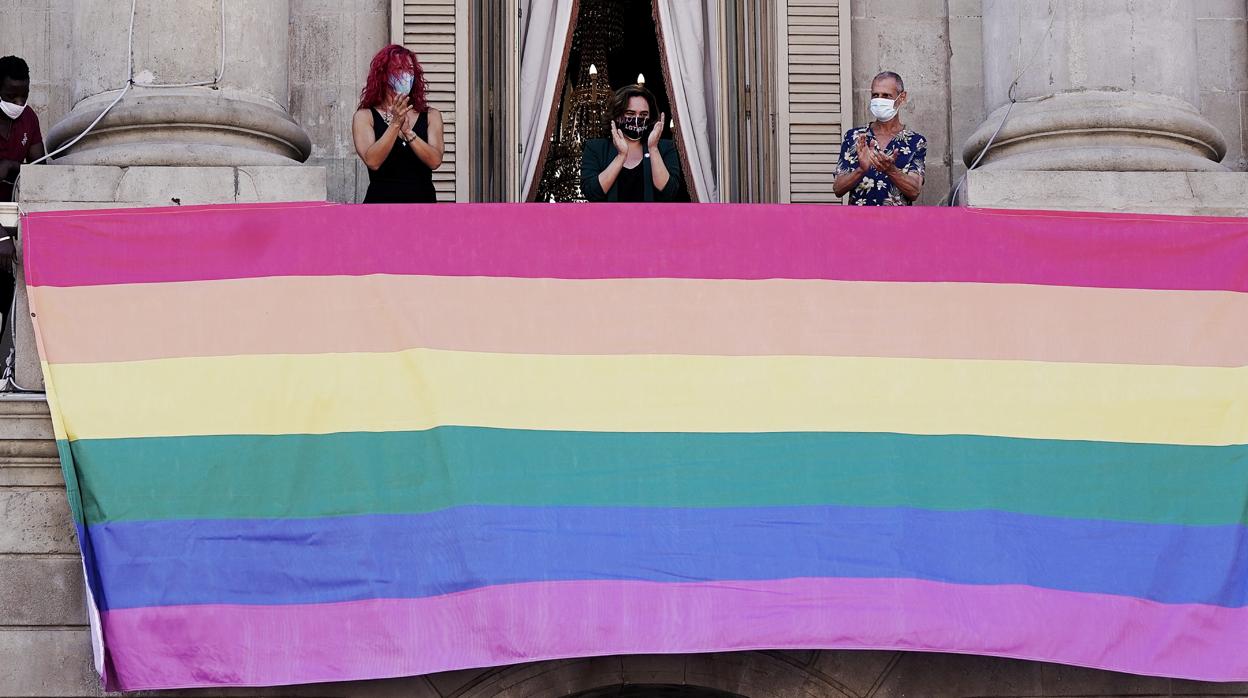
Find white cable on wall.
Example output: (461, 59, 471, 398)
(4, 0, 229, 391)
(945, 5, 1057, 206)
(138, 0, 227, 88)
(23, 0, 227, 170)
(27, 84, 132, 167)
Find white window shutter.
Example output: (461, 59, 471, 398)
(396, 0, 464, 202)
(775, 0, 851, 204)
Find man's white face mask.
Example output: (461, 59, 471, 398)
(0, 101, 25, 120)
(869, 97, 897, 122)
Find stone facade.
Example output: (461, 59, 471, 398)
(850, 0, 1248, 205)
(3, 0, 383, 203)
(48, 0, 310, 166)
(2, 1, 1248, 696)
(7, 1, 1248, 203)
(288, 0, 389, 205)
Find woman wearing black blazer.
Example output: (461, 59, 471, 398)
(581, 85, 683, 202)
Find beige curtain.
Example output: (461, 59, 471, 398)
(655, 0, 720, 202)
(520, 0, 576, 199)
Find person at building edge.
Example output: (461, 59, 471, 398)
(0, 56, 45, 203)
(833, 70, 926, 205)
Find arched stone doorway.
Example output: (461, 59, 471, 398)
(253, 648, 1248, 696)
(451, 652, 855, 698)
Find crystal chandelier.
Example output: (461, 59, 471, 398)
(536, 0, 625, 202)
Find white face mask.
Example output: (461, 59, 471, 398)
(869, 97, 898, 122)
(0, 101, 24, 120)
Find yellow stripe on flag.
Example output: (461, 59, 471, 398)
(45, 350, 1248, 446)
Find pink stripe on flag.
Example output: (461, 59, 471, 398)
(101, 577, 1248, 690)
(23, 202, 1248, 291)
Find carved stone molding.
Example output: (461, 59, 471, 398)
(963, 90, 1227, 172)
(48, 0, 310, 167)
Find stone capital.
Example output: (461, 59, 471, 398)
(48, 0, 310, 167)
(968, 0, 1227, 172)
(47, 89, 312, 166)
(964, 90, 1228, 172)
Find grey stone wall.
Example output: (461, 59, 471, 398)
(7, 0, 1244, 202)
(0, 0, 385, 203)
(0, 397, 98, 697)
(288, 0, 390, 203)
(965, 170, 1248, 215)
(1197, 1, 1248, 171)
(852, 0, 1248, 205)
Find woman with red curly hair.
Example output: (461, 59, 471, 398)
(353, 44, 443, 203)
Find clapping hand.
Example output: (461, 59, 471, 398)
(610, 120, 630, 156)
(388, 95, 412, 129)
(854, 134, 879, 172)
(874, 146, 897, 173)
(647, 112, 665, 150)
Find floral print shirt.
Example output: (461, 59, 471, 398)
(834, 125, 927, 206)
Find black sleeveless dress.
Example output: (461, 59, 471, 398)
(363, 109, 437, 204)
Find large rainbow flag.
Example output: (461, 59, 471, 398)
(22, 202, 1248, 690)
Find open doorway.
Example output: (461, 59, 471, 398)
(533, 0, 686, 202)
(606, 0, 670, 115)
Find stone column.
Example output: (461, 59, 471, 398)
(45, 0, 311, 165)
(964, 0, 1227, 172)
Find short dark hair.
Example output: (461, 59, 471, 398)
(0, 56, 30, 84)
(872, 70, 904, 93)
(608, 84, 658, 121)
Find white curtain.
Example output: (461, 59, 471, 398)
(520, 0, 576, 200)
(655, 0, 720, 202)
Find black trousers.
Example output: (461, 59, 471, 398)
(0, 265, 16, 379)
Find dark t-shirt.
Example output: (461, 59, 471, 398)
(617, 162, 645, 203)
(0, 108, 42, 201)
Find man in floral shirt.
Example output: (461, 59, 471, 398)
(833, 71, 926, 205)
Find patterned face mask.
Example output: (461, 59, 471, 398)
(388, 72, 414, 96)
(616, 114, 652, 141)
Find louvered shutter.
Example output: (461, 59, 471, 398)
(775, 0, 851, 203)
(395, 0, 466, 201)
